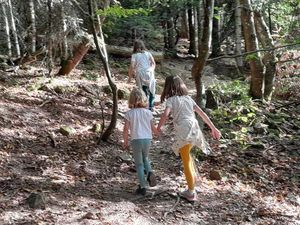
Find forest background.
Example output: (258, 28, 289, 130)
(0, 0, 299, 224)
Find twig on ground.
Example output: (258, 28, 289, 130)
(163, 195, 180, 218)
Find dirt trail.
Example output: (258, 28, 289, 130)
(0, 59, 299, 225)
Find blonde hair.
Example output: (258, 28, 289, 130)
(160, 75, 188, 103)
(128, 87, 148, 108)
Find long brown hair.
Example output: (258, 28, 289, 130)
(133, 40, 146, 53)
(160, 75, 188, 103)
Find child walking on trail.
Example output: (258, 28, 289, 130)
(128, 40, 156, 111)
(157, 75, 221, 202)
(123, 87, 158, 195)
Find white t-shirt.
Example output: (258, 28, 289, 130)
(131, 51, 153, 73)
(125, 108, 153, 140)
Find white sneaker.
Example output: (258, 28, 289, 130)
(179, 189, 198, 202)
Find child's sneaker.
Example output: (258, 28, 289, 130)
(179, 189, 198, 202)
(135, 185, 146, 195)
(147, 172, 157, 187)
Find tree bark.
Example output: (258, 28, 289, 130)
(57, 37, 90, 75)
(188, 5, 196, 55)
(47, 0, 54, 75)
(8, 0, 20, 57)
(88, 0, 118, 142)
(179, 9, 189, 39)
(240, 0, 264, 99)
(235, 0, 243, 70)
(192, 0, 214, 106)
(1, 2, 12, 57)
(254, 10, 276, 101)
(28, 0, 36, 53)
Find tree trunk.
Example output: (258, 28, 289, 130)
(8, 0, 20, 57)
(188, 5, 196, 55)
(179, 9, 189, 39)
(57, 37, 90, 75)
(254, 11, 276, 101)
(60, 0, 68, 60)
(192, 0, 214, 106)
(28, 0, 36, 53)
(47, 0, 54, 75)
(167, 17, 176, 51)
(211, 14, 221, 57)
(240, 0, 264, 99)
(1, 2, 12, 57)
(88, 0, 118, 142)
(235, 0, 243, 70)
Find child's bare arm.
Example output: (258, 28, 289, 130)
(123, 120, 130, 149)
(194, 105, 221, 140)
(157, 107, 171, 133)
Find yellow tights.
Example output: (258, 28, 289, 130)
(179, 144, 196, 191)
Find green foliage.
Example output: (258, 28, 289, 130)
(209, 81, 258, 145)
(245, 53, 259, 61)
(82, 71, 99, 81)
(96, 6, 149, 18)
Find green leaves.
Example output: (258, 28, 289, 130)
(96, 6, 149, 18)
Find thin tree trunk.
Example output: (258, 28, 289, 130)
(211, 14, 220, 57)
(240, 0, 264, 99)
(28, 0, 36, 53)
(167, 17, 175, 50)
(1, 2, 12, 57)
(47, 0, 54, 75)
(235, 0, 243, 70)
(192, 0, 214, 106)
(188, 5, 196, 55)
(179, 9, 189, 39)
(88, 0, 118, 142)
(60, 0, 68, 60)
(8, 0, 20, 57)
(254, 11, 276, 101)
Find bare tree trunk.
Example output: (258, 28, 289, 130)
(47, 0, 54, 75)
(192, 0, 214, 106)
(1, 2, 12, 57)
(60, 0, 68, 60)
(211, 13, 221, 57)
(235, 0, 243, 70)
(179, 9, 189, 39)
(240, 0, 264, 99)
(88, 0, 118, 142)
(28, 0, 36, 53)
(8, 0, 20, 57)
(167, 17, 176, 50)
(188, 5, 196, 55)
(254, 11, 276, 101)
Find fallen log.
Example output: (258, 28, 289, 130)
(106, 45, 164, 62)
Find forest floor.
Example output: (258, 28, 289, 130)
(0, 53, 299, 225)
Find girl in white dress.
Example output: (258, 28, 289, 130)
(128, 40, 156, 111)
(157, 75, 221, 201)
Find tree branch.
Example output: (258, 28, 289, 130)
(207, 43, 300, 62)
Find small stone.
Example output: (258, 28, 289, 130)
(26, 192, 46, 210)
(209, 170, 222, 180)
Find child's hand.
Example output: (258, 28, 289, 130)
(211, 128, 221, 140)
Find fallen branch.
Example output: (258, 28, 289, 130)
(207, 42, 300, 62)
